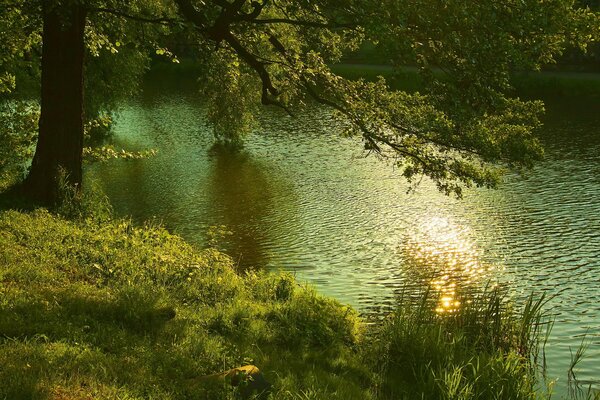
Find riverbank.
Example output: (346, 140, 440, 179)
(0, 204, 368, 399)
(330, 64, 600, 99)
(145, 59, 600, 100)
(0, 190, 557, 399)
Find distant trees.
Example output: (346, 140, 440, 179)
(561, 0, 600, 67)
(1, 0, 598, 204)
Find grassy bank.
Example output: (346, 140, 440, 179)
(0, 206, 368, 399)
(138, 59, 600, 100)
(0, 195, 562, 400)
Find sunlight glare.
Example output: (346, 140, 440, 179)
(403, 215, 492, 313)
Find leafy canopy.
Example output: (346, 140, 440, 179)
(1, 0, 598, 196)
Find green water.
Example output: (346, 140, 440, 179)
(87, 81, 600, 395)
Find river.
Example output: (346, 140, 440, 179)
(86, 77, 600, 396)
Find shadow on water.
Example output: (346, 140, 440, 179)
(88, 96, 300, 270)
(204, 143, 296, 269)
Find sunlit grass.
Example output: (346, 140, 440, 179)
(0, 190, 588, 399)
(0, 206, 368, 399)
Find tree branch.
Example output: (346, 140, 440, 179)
(234, 0, 270, 21)
(91, 7, 180, 26)
(300, 80, 435, 165)
(173, 0, 210, 31)
(251, 18, 355, 29)
(221, 30, 292, 114)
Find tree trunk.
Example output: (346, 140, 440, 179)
(23, 4, 87, 204)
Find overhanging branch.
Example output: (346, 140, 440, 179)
(91, 7, 180, 26)
(251, 18, 356, 29)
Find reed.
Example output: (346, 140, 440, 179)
(367, 287, 553, 400)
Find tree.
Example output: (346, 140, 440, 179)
(23, 3, 87, 202)
(1, 0, 598, 204)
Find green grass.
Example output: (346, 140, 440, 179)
(368, 289, 552, 400)
(0, 187, 578, 399)
(0, 206, 369, 399)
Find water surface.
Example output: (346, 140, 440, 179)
(87, 82, 600, 394)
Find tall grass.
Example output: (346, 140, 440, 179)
(367, 288, 552, 400)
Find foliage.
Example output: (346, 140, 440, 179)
(0, 101, 156, 191)
(162, 0, 599, 195)
(0, 0, 159, 118)
(84, 113, 113, 142)
(3, 0, 598, 196)
(200, 48, 260, 145)
(348, 0, 599, 195)
(200, 0, 593, 195)
(0, 0, 41, 95)
(0, 101, 37, 189)
(84, 7, 161, 119)
(82, 145, 158, 162)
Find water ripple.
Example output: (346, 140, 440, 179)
(87, 92, 600, 395)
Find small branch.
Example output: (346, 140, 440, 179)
(174, 0, 287, 113)
(235, 0, 270, 21)
(301, 81, 429, 164)
(251, 18, 355, 29)
(91, 7, 180, 26)
(174, 0, 210, 30)
(222, 30, 292, 115)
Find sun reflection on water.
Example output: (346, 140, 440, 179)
(403, 215, 495, 314)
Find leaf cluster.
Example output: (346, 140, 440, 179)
(0, 101, 37, 189)
(176, 0, 596, 194)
